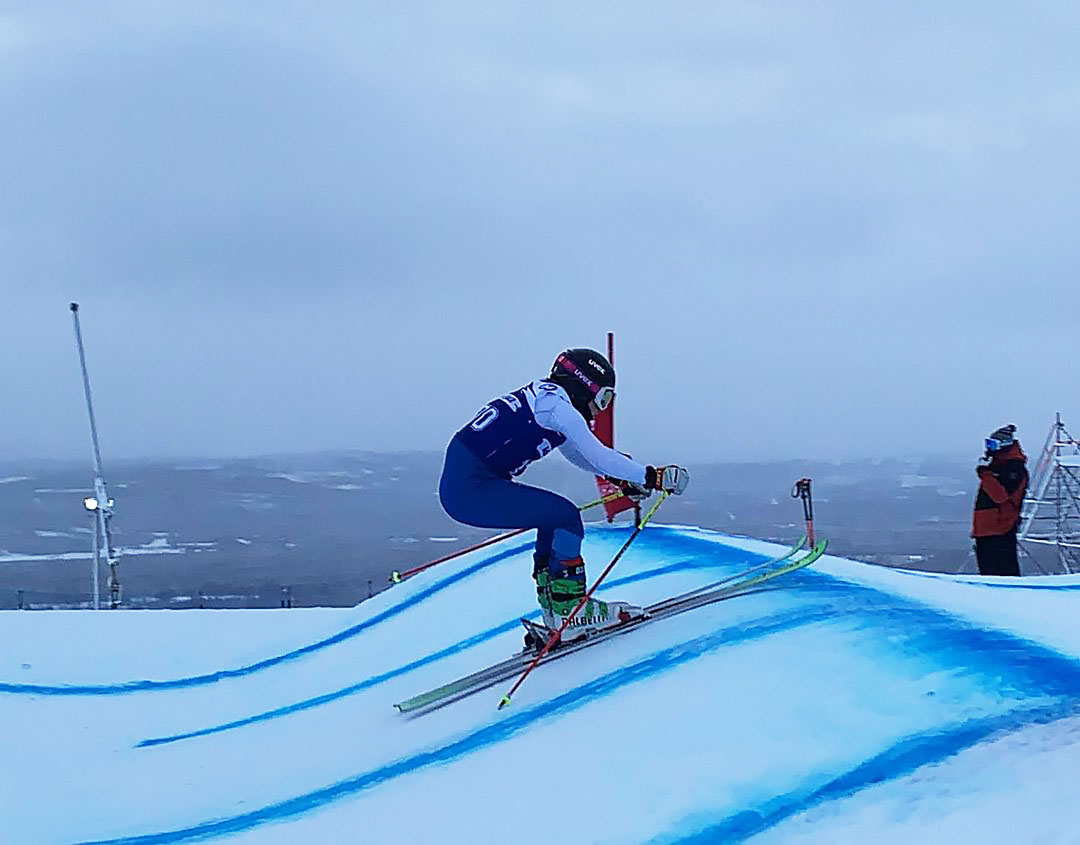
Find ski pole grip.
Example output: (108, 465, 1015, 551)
(791, 478, 814, 546)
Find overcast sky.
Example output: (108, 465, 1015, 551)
(2, 1, 1078, 465)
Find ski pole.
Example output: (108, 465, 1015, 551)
(497, 491, 670, 710)
(389, 491, 625, 584)
(791, 478, 815, 548)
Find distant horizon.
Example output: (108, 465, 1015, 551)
(0, 445, 1008, 470)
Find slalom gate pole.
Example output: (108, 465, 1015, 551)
(791, 478, 815, 548)
(498, 491, 670, 710)
(389, 492, 625, 583)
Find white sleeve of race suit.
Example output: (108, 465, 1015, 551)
(532, 382, 648, 484)
(558, 440, 599, 474)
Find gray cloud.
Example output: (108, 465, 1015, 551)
(2, 2, 1078, 464)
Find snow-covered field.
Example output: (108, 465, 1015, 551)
(2, 523, 1078, 844)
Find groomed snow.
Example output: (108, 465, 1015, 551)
(1, 523, 1078, 844)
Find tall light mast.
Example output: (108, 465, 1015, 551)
(70, 303, 121, 608)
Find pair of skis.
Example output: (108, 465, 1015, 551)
(394, 536, 827, 716)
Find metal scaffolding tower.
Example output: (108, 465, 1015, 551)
(1018, 413, 1080, 574)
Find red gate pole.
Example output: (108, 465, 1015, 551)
(592, 332, 640, 525)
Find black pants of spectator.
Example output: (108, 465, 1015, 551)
(975, 530, 1020, 576)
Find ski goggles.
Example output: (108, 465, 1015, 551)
(554, 354, 615, 411)
(593, 385, 615, 412)
(985, 436, 1013, 453)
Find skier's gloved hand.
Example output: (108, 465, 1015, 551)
(620, 479, 652, 502)
(645, 465, 690, 495)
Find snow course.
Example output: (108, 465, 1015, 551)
(1, 523, 1078, 844)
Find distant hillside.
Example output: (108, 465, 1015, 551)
(0, 452, 999, 609)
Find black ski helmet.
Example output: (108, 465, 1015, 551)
(549, 348, 615, 419)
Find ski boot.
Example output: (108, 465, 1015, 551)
(540, 556, 644, 643)
(525, 553, 557, 652)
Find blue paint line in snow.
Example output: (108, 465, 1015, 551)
(75, 539, 1080, 844)
(84, 608, 835, 845)
(0, 526, 758, 697)
(137, 542, 1080, 751)
(636, 527, 765, 561)
(762, 576, 1080, 683)
(603, 557, 732, 588)
(0, 541, 534, 696)
(135, 615, 534, 747)
(662, 699, 1080, 844)
(662, 523, 1080, 593)
(646, 576, 1080, 843)
(867, 609, 1080, 696)
(684, 552, 1080, 670)
(136, 554, 760, 747)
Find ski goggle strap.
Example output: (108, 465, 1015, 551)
(554, 354, 615, 411)
(985, 436, 1012, 453)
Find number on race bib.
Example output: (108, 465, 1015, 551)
(469, 405, 499, 432)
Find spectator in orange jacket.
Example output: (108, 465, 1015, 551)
(972, 424, 1028, 576)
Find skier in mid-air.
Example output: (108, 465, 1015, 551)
(439, 348, 689, 640)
